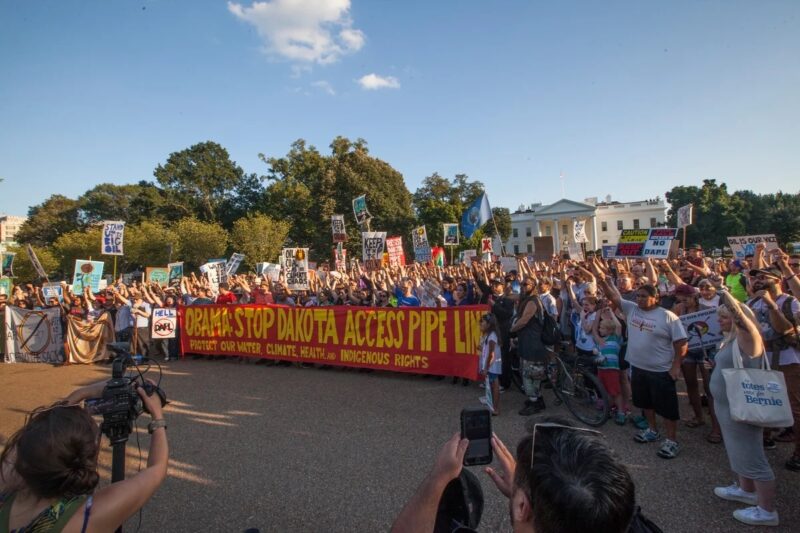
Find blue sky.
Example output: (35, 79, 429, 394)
(1, 0, 798, 217)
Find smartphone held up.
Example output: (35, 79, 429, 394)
(461, 407, 493, 466)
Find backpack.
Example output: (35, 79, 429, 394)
(772, 295, 800, 351)
(539, 306, 562, 346)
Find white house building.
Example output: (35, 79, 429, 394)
(505, 196, 667, 255)
(0, 214, 27, 244)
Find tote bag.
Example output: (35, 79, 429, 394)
(722, 340, 794, 428)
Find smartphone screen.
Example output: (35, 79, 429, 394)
(511, 280, 520, 294)
(461, 407, 493, 466)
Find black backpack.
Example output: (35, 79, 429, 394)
(539, 305, 562, 346)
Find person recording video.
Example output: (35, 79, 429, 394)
(0, 380, 168, 532)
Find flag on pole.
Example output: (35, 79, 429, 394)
(461, 193, 492, 239)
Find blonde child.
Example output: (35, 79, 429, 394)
(592, 307, 628, 425)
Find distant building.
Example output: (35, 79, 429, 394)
(505, 196, 667, 254)
(0, 214, 27, 243)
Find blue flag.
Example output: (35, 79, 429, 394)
(461, 193, 492, 239)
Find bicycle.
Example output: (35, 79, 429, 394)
(509, 340, 611, 426)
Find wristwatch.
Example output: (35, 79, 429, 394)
(148, 419, 167, 434)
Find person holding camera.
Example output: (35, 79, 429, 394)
(0, 380, 168, 532)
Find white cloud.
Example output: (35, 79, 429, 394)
(228, 0, 365, 65)
(357, 73, 400, 90)
(311, 80, 336, 95)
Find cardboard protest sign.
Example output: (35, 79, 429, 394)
(533, 237, 554, 262)
(0, 277, 11, 296)
(152, 308, 177, 339)
(334, 244, 347, 272)
(225, 253, 245, 276)
(499, 257, 517, 273)
(199, 261, 225, 293)
(1, 252, 15, 277)
(567, 243, 584, 261)
(443, 224, 459, 245)
(726, 234, 779, 260)
(412, 226, 431, 262)
(481, 237, 493, 254)
(362, 232, 387, 270)
(101, 221, 125, 255)
(614, 228, 677, 258)
(680, 308, 723, 351)
(331, 215, 347, 243)
(281, 248, 309, 290)
(72, 260, 104, 292)
(168, 262, 183, 288)
(4, 306, 64, 363)
(461, 250, 478, 263)
(677, 204, 693, 229)
(257, 262, 282, 282)
(25, 245, 48, 279)
(601, 245, 616, 259)
(42, 283, 63, 303)
(352, 195, 372, 225)
(146, 267, 169, 286)
(573, 220, 588, 243)
(386, 236, 405, 267)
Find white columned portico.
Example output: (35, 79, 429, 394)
(591, 215, 598, 250)
(552, 219, 560, 251)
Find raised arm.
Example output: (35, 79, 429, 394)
(719, 288, 764, 356)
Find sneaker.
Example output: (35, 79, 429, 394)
(614, 411, 627, 426)
(732, 506, 779, 527)
(632, 415, 649, 430)
(713, 483, 757, 505)
(657, 439, 680, 459)
(634, 428, 660, 443)
(479, 397, 489, 405)
(499, 386, 506, 394)
(479, 382, 486, 389)
(164, 356, 170, 361)
(518, 397, 545, 416)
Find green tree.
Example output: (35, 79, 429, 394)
(15, 195, 84, 246)
(124, 221, 179, 270)
(229, 213, 291, 265)
(79, 182, 168, 225)
(173, 217, 228, 269)
(491, 207, 512, 242)
(4, 244, 59, 283)
(666, 180, 746, 249)
(51, 226, 104, 276)
(154, 141, 247, 223)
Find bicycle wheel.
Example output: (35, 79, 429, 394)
(557, 367, 610, 427)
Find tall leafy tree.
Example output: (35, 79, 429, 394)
(4, 244, 59, 283)
(123, 221, 180, 270)
(154, 141, 247, 224)
(15, 195, 83, 246)
(174, 217, 228, 269)
(79, 182, 168, 225)
(665, 179, 746, 249)
(229, 213, 291, 265)
(51, 226, 104, 276)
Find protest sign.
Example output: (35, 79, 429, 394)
(152, 308, 177, 339)
(180, 304, 485, 380)
(443, 223, 459, 245)
(281, 248, 309, 290)
(601, 245, 616, 259)
(352, 195, 372, 225)
(42, 283, 63, 303)
(264, 263, 283, 282)
(101, 221, 125, 255)
(573, 219, 588, 243)
(385, 236, 405, 266)
(460, 250, 477, 263)
(199, 261, 224, 293)
(226, 253, 246, 276)
(680, 308, 723, 351)
(331, 214, 347, 243)
(614, 228, 677, 258)
(168, 262, 183, 288)
(481, 237, 493, 254)
(72, 260, 104, 292)
(146, 267, 169, 286)
(726, 234, 779, 260)
(1, 252, 15, 277)
(65, 313, 114, 363)
(412, 226, 431, 262)
(533, 237, 554, 262)
(0, 277, 11, 296)
(567, 243, 584, 261)
(334, 244, 347, 272)
(4, 306, 65, 363)
(362, 232, 387, 270)
(25, 245, 48, 279)
(677, 204, 693, 229)
(499, 256, 517, 273)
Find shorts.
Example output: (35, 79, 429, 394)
(631, 366, 680, 421)
(598, 369, 622, 397)
(619, 343, 630, 370)
(487, 372, 500, 383)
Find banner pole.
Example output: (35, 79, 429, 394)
(490, 214, 507, 257)
(113, 256, 117, 281)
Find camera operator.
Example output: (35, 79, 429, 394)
(0, 380, 168, 532)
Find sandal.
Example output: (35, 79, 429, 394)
(705, 433, 722, 444)
(685, 418, 705, 428)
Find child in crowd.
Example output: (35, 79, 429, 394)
(478, 313, 502, 415)
(592, 307, 628, 425)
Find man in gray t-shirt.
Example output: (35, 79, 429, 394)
(596, 271, 688, 460)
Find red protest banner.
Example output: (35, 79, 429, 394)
(179, 304, 486, 379)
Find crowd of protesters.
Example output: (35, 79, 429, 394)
(2, 242, 799, 527)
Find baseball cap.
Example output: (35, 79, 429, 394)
(749, 268, 781, 280)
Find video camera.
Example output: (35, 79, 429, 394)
(85, 342, 167, 444)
